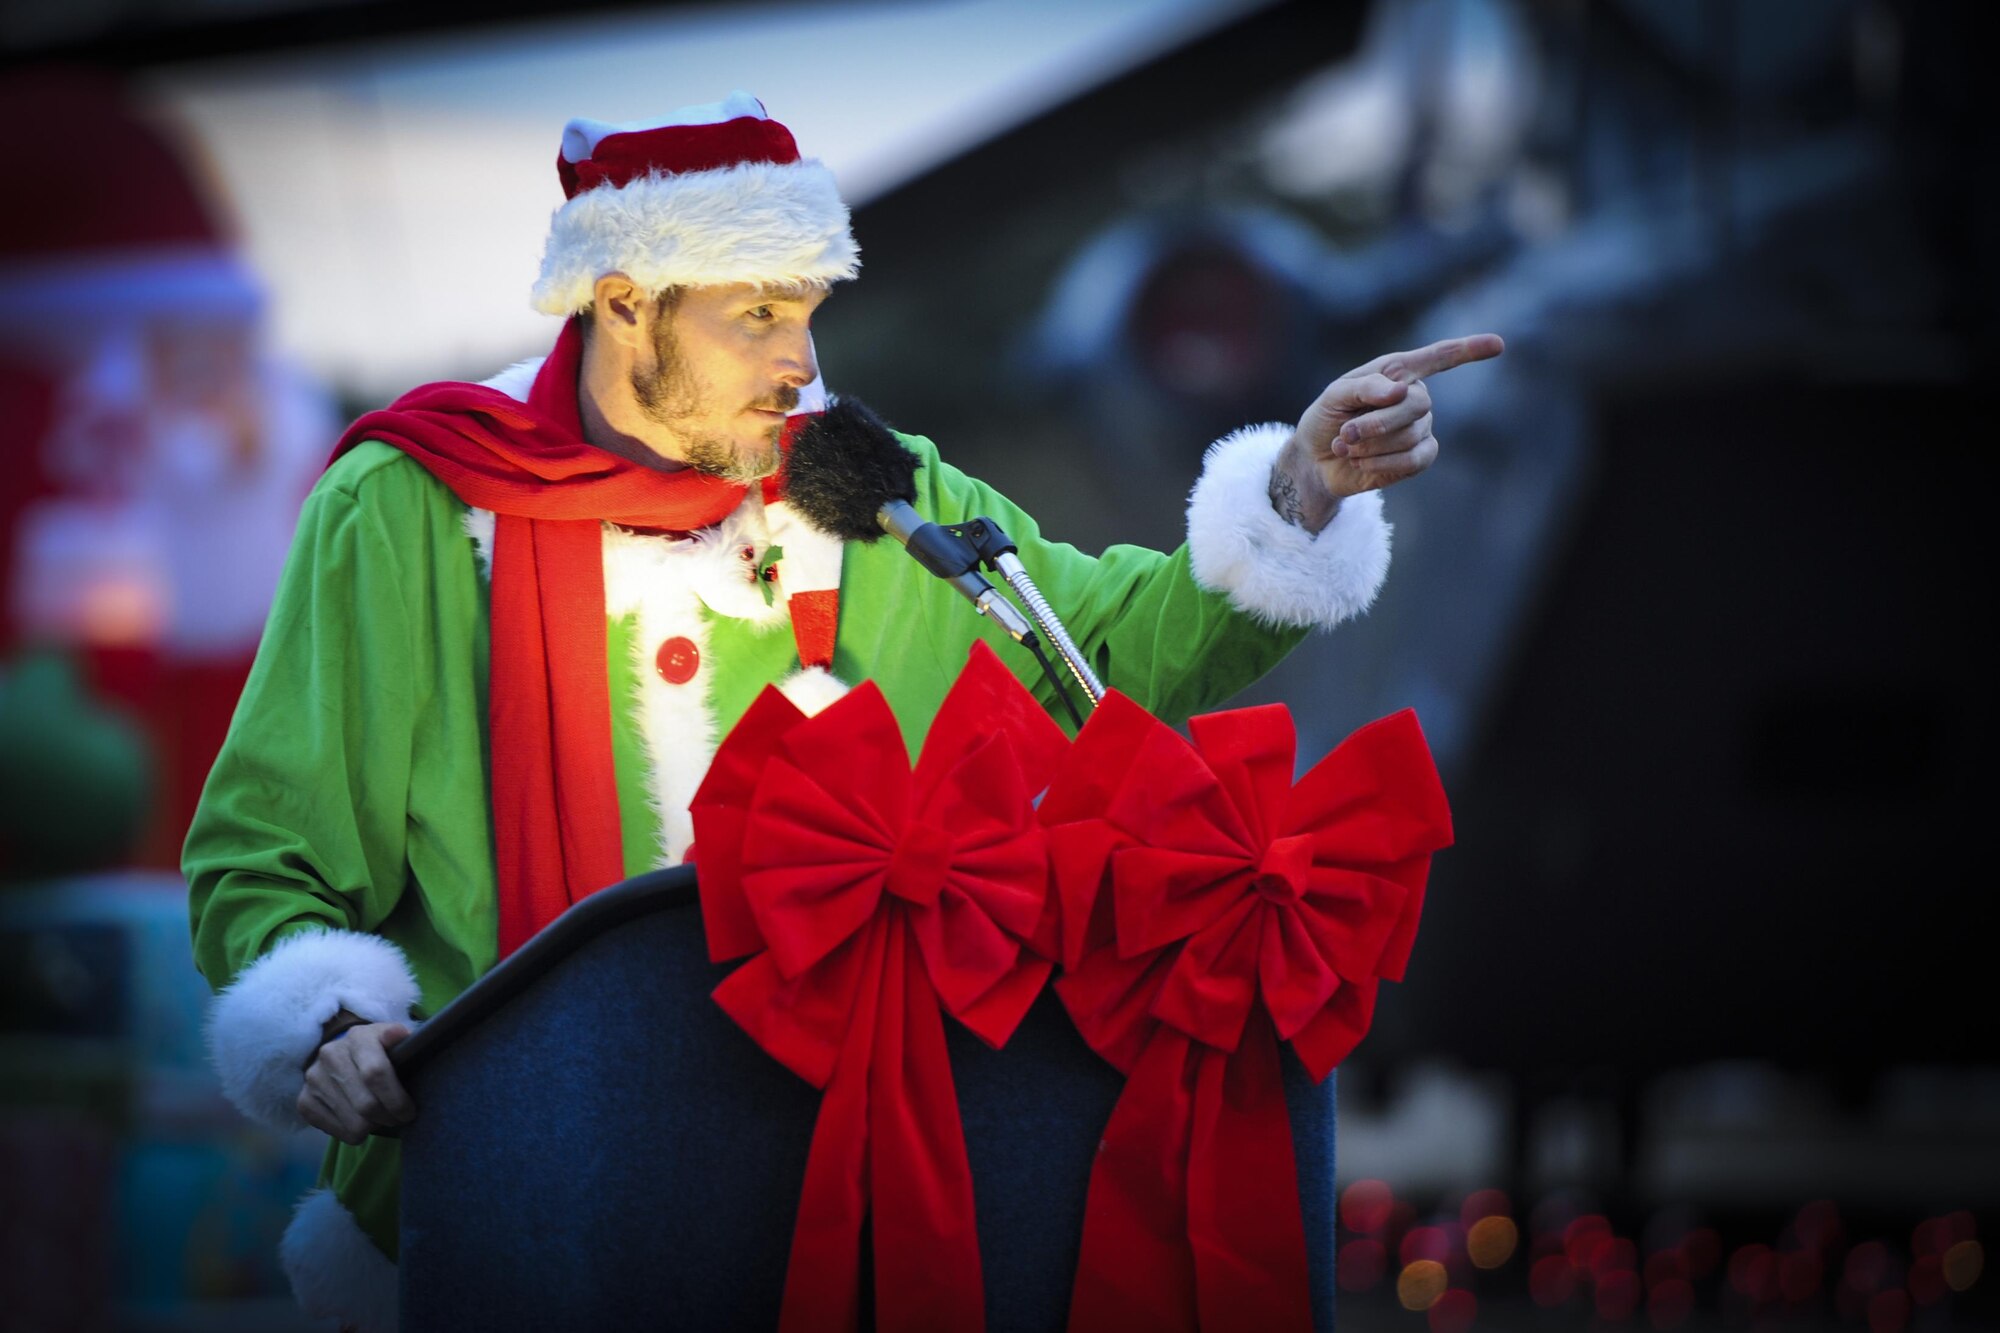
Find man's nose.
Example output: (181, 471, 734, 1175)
(775, 331, 818, 387)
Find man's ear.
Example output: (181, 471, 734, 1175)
(591, 273, 648, 351)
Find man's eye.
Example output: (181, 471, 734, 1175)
(748, 306, 774, 321)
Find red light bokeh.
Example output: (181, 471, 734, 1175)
(1596, 1269, 1642, 1321)
(1340, 1179, 1393, 1236)
(1869, 1288, 1912, 1333)
(1648, 1276, 1695, 1330)
(1401, 1225, 1452, 1267)
(1532, 1254, 1579, 1307)
(1428, 1287, 1477, 1333)
(1909, 1255, 1947, 1306)
(1845, 1240, 1891, 1292)
(1679, 1227, 1722, 1279)
(1460, 1188, 1511, 1230)
(1729, 1243, 1778, 1303)
(1338, 1237, 1387, 1293)
(1779, 1251, 1824, 1304)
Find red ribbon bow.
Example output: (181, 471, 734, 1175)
(691, 641, 1069, 1333)
(1044, 693, 1452, 1333)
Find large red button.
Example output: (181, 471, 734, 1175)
(655, 636, 699, 684)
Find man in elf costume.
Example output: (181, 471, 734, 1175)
(187, 92, 1499, 1330)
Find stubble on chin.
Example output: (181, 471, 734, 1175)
(681, 426, 782, 484)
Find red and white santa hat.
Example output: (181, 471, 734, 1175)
(530, 91, 860, 316)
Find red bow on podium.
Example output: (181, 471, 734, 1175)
(691, 642, 1068, 1333)
(1044, 694, 1452, 1333)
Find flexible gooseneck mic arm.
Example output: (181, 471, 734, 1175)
(950, 517, 1104, 707)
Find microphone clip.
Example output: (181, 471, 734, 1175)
(947, 517, 1106, 710)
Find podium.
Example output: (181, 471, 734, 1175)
(393, 866, 1338, 1331)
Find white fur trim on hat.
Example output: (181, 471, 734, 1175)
(281, 1188, 400, 1333)
(1186, 422, 1392, 629)
(531, 158, 860, 315)
(205, 928, 420, 1134)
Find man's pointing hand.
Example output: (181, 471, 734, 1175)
(1268, 334, 1505, 532)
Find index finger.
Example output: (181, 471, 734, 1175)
(1377, 334, 1504, 383)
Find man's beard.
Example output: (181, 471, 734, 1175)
(631, 319, 795, 483)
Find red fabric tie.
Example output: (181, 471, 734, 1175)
(1043, 695, 1454, 1332)
(691, 643, 1069, 1333)
(331, 320, 790, 956)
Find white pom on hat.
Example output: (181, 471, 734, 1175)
(531, 90, 859, 316)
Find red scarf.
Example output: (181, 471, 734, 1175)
(333, 319, 779, 956)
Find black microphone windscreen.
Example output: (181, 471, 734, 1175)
(783, 396, 921, 542)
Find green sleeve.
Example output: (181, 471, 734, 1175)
(184, 464, 423, 992)
(905, 434, 1307, 727)
(188, 441, 497, 1018)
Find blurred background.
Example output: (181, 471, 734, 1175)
(1, 0, 1990, 1329)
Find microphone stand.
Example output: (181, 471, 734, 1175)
(874, 502, 1097, 724)
(953, 517, 1105, 709)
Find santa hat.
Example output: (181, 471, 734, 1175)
(0, 69, 261, 327)
(530, 91, 860, 316)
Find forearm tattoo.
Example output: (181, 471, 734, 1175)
(1269, 465, 1307, 526)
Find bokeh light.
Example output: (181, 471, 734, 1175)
(1779, 1250, 1824, 1303)
(1337, 1237, 1387, 1293)
(1564, 1214, 1611, 1268)
(1460, 1188, 1510, 1230)
(1647, 1276, 1694, 1330)
(1592, 1237, 1637, 1279)
(1596, 1268, 1642, 1321)
(1398, 1259, 1449, 1312)
(1401, 1225, 1452, 1266)
(1943, 1239, 1983, 1292)
(1468, 1215, 1519, 1270)
(1845, 1240, 1891, 1292)
(1679, 1227, 1722, 1279)
(1908, 1254, 1946, 1306)
(1869, 1288, 1912, 1333)
(1427, 1287, 1477, 1333)
(1729, 1243, 1778, 1303)
(1340, 1179, 1393, 1235)
(1332, 1188, 1981, 1333)
(1643, 1248, 1686, 1289)
(1531, 1254, 1579, 1307)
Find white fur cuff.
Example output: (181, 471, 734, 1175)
(282, 1188, 400, 1333)
(1186, 422, 1392, 629)
(206, 928, 420, 1134)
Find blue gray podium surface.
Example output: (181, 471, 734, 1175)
(391, 865, 1336, 1331)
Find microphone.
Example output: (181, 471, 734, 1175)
(785, 397, 1032, 641)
